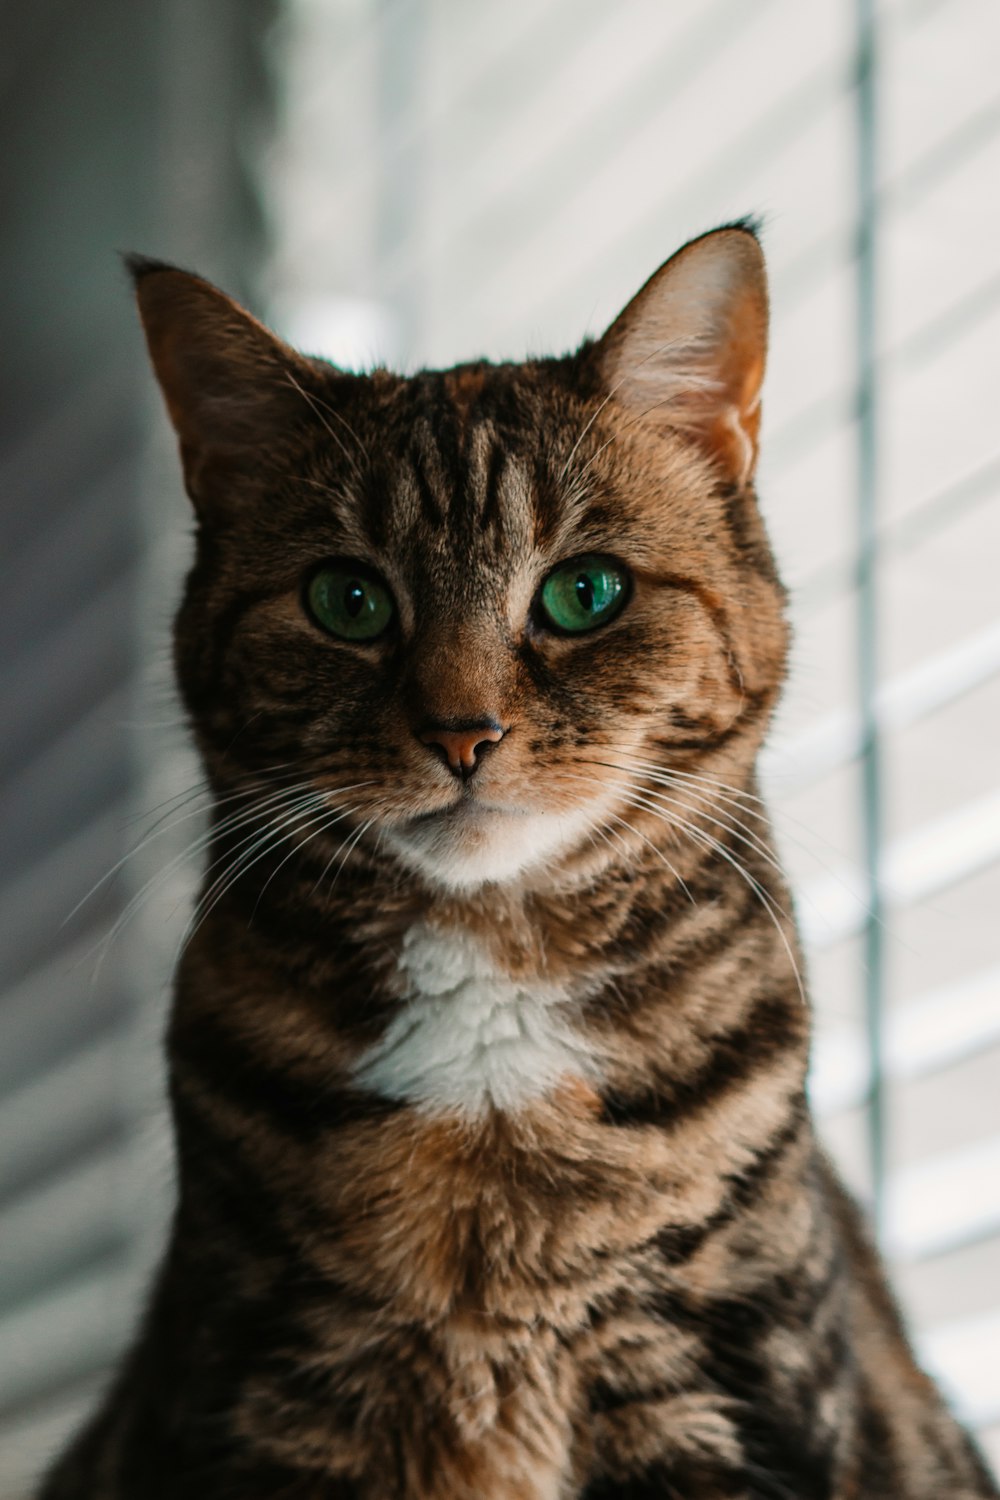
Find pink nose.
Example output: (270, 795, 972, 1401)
(419, 722, 504, 778)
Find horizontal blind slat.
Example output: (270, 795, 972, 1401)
(0, 1036, 123, 1205)
(0, 1267, 135, 1418)
(0, 1148, 130, 1313)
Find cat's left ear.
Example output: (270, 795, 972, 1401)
(595, 224, 768, 488)
(127, 256, 315, 510)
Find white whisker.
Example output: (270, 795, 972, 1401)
(605, 810, 696, 907)
(86, 783, 326, 981)
(561, 335, 717, 487)
(179, 799, 339, 953)
(73, 766, 316, 935)
(554, 769, 696, 902)
(615, 790, 805, 1009)
(593, 754, 874, 935)
(598, 768, 784, 880)
(184, 781, 378, 947)
(319, 814, 380, 896)
(284, 370, 367, 480)
(250, 801, 370, 918)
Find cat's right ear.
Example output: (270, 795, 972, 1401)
(126, 256, 313, 511)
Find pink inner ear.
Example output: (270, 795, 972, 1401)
(707, 291, 767, 487)
(597, 228, 769, 488)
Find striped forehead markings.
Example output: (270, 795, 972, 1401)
(399, 416, 515, 545)
(409, 425, 448, 529)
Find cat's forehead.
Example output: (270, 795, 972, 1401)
(334, 361, 583, 578)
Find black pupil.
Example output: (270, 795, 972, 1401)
(344, 581, 365, 618)
(574, 574, 595, 612)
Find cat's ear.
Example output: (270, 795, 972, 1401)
(595, 224, 768, 488)
(126, 256, 313, 508)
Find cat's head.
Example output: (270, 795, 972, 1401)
(130, 225, 787, 893)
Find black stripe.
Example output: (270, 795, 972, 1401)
(174, 1084, 382, 1321)
(624, 1111, 803, 1273)
(227, 1462, 360, 1499)
(174, 1087, 307, 1268)
(721, 483, 785, 588)
(177, 583, 280, 721)
(409, 441, 444, 527)
(439, 410, 471, 531)
(599, 990, 801, 1129)
(171, 1008, 404, 1144)
(480, 437, 506, 532)
(853, 1376, 904, 1491)
(724, 1106, 804, 1214)
(583, 1458, 747, 1500)
(623, 871, 764, 970)
(648, 712, 755, 754)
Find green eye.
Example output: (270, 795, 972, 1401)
(539, 555, 629, 634)
(306, 563, 394, 641)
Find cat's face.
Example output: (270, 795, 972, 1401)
(132, 227, 788, 892)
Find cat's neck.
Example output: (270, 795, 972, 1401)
(173, 775, 806, 1136)
(167, 787, 810, 1331)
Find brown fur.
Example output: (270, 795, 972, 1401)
(40, 230, 996, 1498)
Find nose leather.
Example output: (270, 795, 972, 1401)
(419, 722, 504, 778)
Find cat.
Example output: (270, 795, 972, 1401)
(40, 224, 997, 1499)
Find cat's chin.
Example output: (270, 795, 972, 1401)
(383, 799, 599, 892)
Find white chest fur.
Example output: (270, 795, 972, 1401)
(354, 923, 598, 1116)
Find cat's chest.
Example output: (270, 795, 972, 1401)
(354, 921, 599, 1115)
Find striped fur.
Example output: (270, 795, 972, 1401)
(41, 229, 997, 1498)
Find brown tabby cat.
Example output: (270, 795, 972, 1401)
(41, 225, 996, 1499)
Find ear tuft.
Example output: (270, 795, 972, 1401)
(717, 212, 764, 242)
(122, 251, 182, 283)
(596, 224, 769, 488)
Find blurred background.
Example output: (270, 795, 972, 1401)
(2, 0, 999, 1491)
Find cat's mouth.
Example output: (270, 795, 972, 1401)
(380, 790, 570, 890)
(381, 790, 602, 892)
(405, 796, 524, 827)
